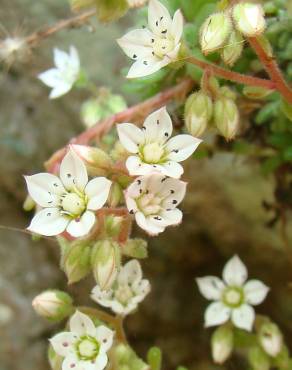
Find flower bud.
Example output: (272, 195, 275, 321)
(108, 182, 123, 207)
(104, 215, 123, 237)
(219, 86, 237, 100)
(23, 195, 35, 212)
(91, 239, 121, 290)
(147, 347, 162, 370)
(248, 346, 270, 370)
(61, 239, 92, 284)
(200, 12, 232, 54)
(259, 322, 283, 357)
(211, 325, 234, 364)
(214, 97, 239, 140)
(70, 144, 112, 176)
(123, 238, 148, 259)
(233, 3, 266, 37)
(184, 91, 213, 137)
(221, 30, 244, 66)
(32, 290, 74, 322)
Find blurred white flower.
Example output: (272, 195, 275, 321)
(50, 311, 114, 370)
(25, 148, 111, 238)
(117, 0, 183, 78)
(128, 0, 148, 8)
(196, 255, 269, 332)
(125, 174, 186, 235)
(91, 259, 150, 316)
(117, 107, 201, 179)
(38, 46, 80, 99)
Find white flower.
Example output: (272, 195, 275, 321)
(38, 46, 80, 99)
(125, 173, 186, 235)
(91, 259, 150, 316)
(117, 107, 201, 179)
(25, 148, 112, 238)
(117, 0, 184, 78)
(50, 311, 114, 370)
(196, 255, 269, 332)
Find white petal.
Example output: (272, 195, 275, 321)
(54, 48, 70, 71)
(117, 123, 144, 153)
(135, 211, 165, 235)
(231, 304, 255, 331)
(66, 211, 95, 237)
(117, 29, 154, 60)
(125, 176, 149, 198)
(28, 208, 68, 236)
(91, 286, 114, 308)
(132, 279, 151, 302)
(126, 156, 155, 176)
(118, 259, 142, 285)
(160, 208, 182, 226)
(38, 68, 62, 88)
(24, 173, 64, 207)
(69, 311, 96, 336)
(166, 135, 202, 162)
(223, 255, 248, 287)
(148, 0, 172, 36)
(50, 332, 77, 357)
(204, 301, 231, 327)
(62, 355, 81, 370)
(196, 277, 225, 300)
(155, 161, 184, 179)
(60, 149, 88, 192)
(171, 9, 184, 44)
(110, 301, 127, 315)
(85, 177, 112, 210)
(94, 352, 108, 370)
(161, 179, 187, 209)
(124, 191, 139, 214)
(69, 46, 80, 71)
(244, 279, 269, 306)
(127, 56, 167, 79)
(96, 326, 114, 352)
(49, 83, 72, 99)
(143, 107, 173, 143)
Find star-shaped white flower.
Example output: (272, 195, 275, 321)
(196, 255, 269, 332)
(117, 107, 201, 179)
(125, 173, 186, 235)
(38, 46, 80, 99)
(91, 259, 150, 316)
(25, 148, 112, 238)
(50, 311, 114, 370)
(117, 0, 184, 78)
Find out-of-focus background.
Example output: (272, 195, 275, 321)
(1, 1, 292, 370)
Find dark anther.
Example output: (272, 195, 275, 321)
(172, 200, 177, 204)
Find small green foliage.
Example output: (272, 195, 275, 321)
(147, 347, 162, 370)
(123, 238, 148, 259)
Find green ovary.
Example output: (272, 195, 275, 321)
(222, 287, 244, 308)
(76, 336, 100, 361)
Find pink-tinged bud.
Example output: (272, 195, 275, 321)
(233, 3, 266, 37)
(211, 325, 234, 364)
(32, 290, 73, 322)
(185, 91, 213, 137)
(214, 97, 239, 140)
(200, 12, 232, 54)
(221, 30, 244, 66)
(259, 322, 283, 357)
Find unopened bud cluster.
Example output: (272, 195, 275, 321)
(185, 78, 240, 140)
(200, 2, 266, 65)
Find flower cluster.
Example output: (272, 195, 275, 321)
(197, 255, 269, 331)
(118, 0, 183, 78)
(91, 259, 150, 316)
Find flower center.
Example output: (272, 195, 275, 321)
(115, 284, 134, 305)
(222, 287, 244, 308)
(137, 193, 162, 216)
(76, 336, 100, 361)
(142, 142, 164, 163)
(153, 37, 174, 58)
(61, 192, 86, 216)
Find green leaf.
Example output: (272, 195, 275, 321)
(147, 347, 162, 370)
(280, 98, 292, 121)
(255, 101, 279, 124)
(261, 156, 283, 175)
(267, 133, 292, 149)
(283, 147, 292, 161)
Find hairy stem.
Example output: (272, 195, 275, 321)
(248, 37, 292, 104)
(186, 56, 276, 90)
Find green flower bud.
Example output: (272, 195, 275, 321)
(104, 215, 123, 237)
(259, 322, 283, 357)
(123, 238, 148, 259)
(214, 97, 239, 140)
(32, 290, 74, 322)
(113, 344, 148, 370)
(221, 30, 244, 66)
(147, 347, 162, 370)
(60, 239, 92, 284)
(91, 239, 121, 290)
(108, 182, 123, 207)
(81, 98, 105, 128)
(211, 325, 234, 364)
(184, 91, 213, 137)
(70, 144, 112, 176)
(233, 3, 266, 37)
(243, 86, 272, 100)
(95, 0, 129, 23)
(200, 12, 232, 54)
(248, 346, 270, 370)
(23, 195, 35, 212)
(219, 86, 237, 100)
